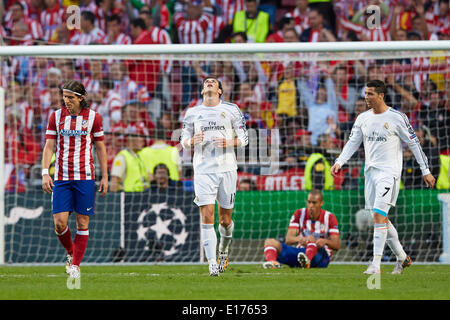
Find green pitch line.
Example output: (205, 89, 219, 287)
(0, 264, 449, 300)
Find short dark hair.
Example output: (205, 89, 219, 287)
(202, 77, 223, 97)
(153, 163, 170, 176)
(107, 14, 121, 24)
(81, 11, 96, 25)
(308, 189, 323, 201)
(366, 79, 387, 96)
(131, 18, 147, 30)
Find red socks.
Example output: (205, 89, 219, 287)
(56, 226, 73, 255)
(72, 229, 89, 266)
(305, 242, 318, 261)
(264, 246, 278, 262)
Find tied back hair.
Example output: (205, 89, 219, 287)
(62, 80, 90, 109)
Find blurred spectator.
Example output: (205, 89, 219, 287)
(425, 0, 449, 37)
(9, 20, 34, 45)
(150, 163, 183, 191)
(266, 16, 294, 43)
(330, 63, 359, 118)
(3, 1, 43, 43)
(139, 127, 182, 182)
(96, 78, 124, 132)
(299, 73, 338, 146)
(238, 178, 257, 191)
(417, 84, 450, 153)
(106, 14, 132, 44)
(337, 97, 367, 141)
(244, 97, 267, 129)
(110, 125, 149, 192)
(173, 0, 214, 107)
(69, 10, 107, 45)
(109, 61, 140, 102)
(5, 81, 34, 132)
(285, 0, 309, 37)
(308, 0, 335, 34)
(125, 17, 160, 96)
(40, 0, 65, 42)
(300, 8, 336, 42)
(139, 8, 173, 111)
(233, 0, 271, 43)
(276, 61, 300, 117)
(216, 0, 245, 25)
(402, 125, 440, 189)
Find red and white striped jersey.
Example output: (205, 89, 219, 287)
(70, 27, 107, 45)
(288, 208, 339, 256)
(173, 5, 213, 44)
(16, 100, 34, 131)
(107, 32, 132, 45)
(216, 0, 244, 25)
(94, 89, 123, 132)
(40, 4, 65, 41)
(45, 107, 104, 181)
(4, 17, 43, 41)
(83, 77, 100, 95)
(285, 7, 309, 37)
(206, 14, 225, 43)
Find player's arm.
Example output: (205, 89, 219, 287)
(180, 111, 201, 148)
(285, 228, 301, 246)
(94, 140, 109, 196)
(41, 138, 55, 194)
(331, 116, 363, 177)
(396, 113, 436, 188)
(316, 234, 340, 251)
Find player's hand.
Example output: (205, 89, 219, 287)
(213, 137, 231, 148)
(192, 132, 204, 145)
(423, 173, 436, 189)
(315, 238, 328, 248)
(330, 163, 341, 178)
(98, 176, 108, 196)
(42, 174, 54, 194)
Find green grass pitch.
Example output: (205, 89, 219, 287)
(0, 264, 449, 300)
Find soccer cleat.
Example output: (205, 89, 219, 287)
(297, 252, 310, 269)
(69, 265, 80, 279)
(363, 264, 381, 275)
(392, 255, 412, 274)
(262, 261, 281, 269)
(217, 251, 229, 273)
(65, 254, 73, 275)
(209, 262, 220, 276)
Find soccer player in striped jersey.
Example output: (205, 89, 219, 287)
(180, 77, 248, 276)
(41, 80, 109, 279)
(331, 80, 436, 275)
(263, 189, 340, 269)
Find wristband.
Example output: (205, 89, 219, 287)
(42, 169, 49, 176)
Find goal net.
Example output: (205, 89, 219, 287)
(1, 42, 449, 265)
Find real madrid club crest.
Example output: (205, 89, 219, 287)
(383, 122, 389, 130)
(221, 112, 226, 118)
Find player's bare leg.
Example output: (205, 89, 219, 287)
(53, 212, 73, 274)
(200, 205, 219, 276)
(218, 207, 233, 273)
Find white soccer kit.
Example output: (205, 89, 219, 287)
(181, 101, 248, 208)
(335, 107, 430, 215)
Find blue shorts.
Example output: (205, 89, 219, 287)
(278, 243, 330, 268)
(52, 180, 96, 215)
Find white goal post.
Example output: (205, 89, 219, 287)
(0, 41, 449, 265)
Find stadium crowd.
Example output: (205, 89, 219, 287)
(1, 0, 449, 192)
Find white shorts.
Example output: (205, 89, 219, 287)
(193, 171, 237, 209)
(364, 168, 400, 217)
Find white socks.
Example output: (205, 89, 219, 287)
(386, 221, 407, 262)
(372, 223, 388, 268)
(219, 221, 234, 253)
(201, 223, 217, 262)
